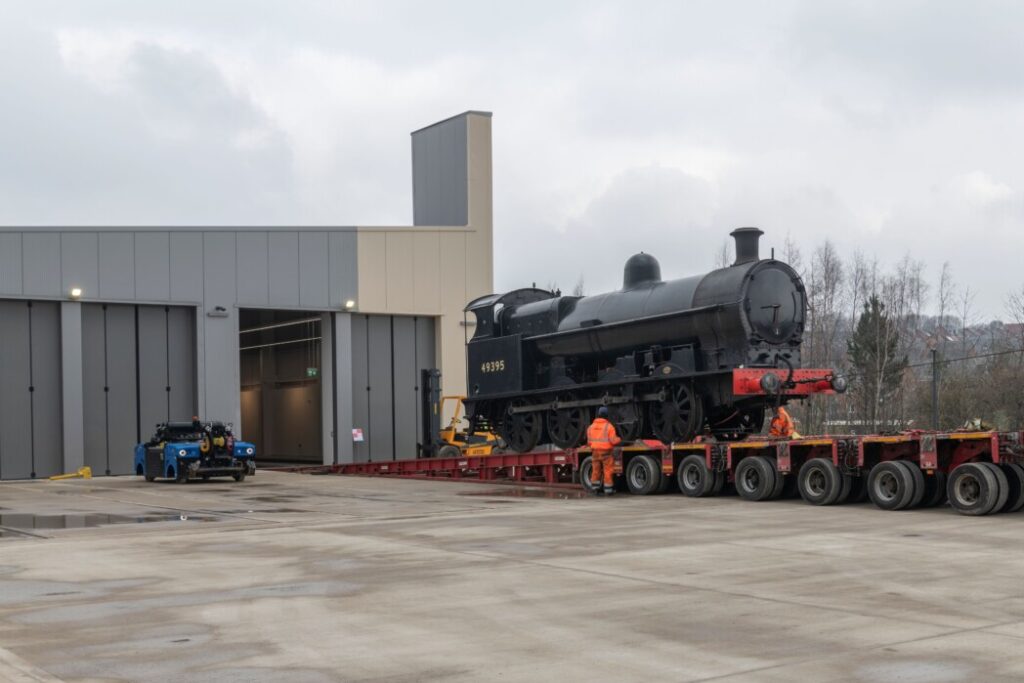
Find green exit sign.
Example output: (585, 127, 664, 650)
(306, 367, 319, 378)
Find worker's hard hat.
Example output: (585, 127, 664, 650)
(597, 406, 609, 418)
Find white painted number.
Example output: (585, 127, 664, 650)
(481, 360, 506, 373)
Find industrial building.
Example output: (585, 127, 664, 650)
(0, 111, 493, 479)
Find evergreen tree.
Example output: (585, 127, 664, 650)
(847, 295, 908, 431)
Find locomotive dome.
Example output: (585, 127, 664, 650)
(623, 252, 662, 289)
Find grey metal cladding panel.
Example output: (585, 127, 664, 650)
(0, 233, 23, 295)
(167, 306, 196, 421)
(392, 316, 417, 460)
(61, 233, 99, 297)
(350, 315, 369, 463)
(202, 233, 236, 301)
(412, 115, 468, 226)
(22, 233, 62, 296)
(135, 232, 171, 301)
(299, 232, 329, 308)
(0, 301, 32, 479)
(138, 305, 169, 433)
(367, 316, 394, 461)
(236, 232, 269, 306)
(268, 232, 299, 306)
(29, 302, 63, 478)
(328, 232, 358, 308)
(98, 233, 136, 300)
(81, 304, 108, 473)
(169, 233, 203, 302)
(105, 305, 139, 474)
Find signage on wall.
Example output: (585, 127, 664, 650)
(306, 367, 319, 378)
(352, 428, 364, 442)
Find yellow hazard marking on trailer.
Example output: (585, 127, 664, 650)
(863, 436, 911, 443)
(791, 439, 834, 446)
(729, 441, 771, 449)
(948, 432, 992, 440)
(671, 443, 707, 451)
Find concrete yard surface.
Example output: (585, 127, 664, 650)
(3, 473, 1024, 681)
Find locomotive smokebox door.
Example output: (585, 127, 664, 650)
(468, 335, 522, 395)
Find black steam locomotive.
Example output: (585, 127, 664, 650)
(463, 228, 845, 452)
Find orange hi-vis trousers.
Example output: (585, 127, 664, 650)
(591, 450, 614, 488)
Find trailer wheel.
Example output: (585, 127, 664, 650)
(578, 457, 599, 494)
(904, 462, 926, 508)
(734, 456, 776, 502)
(769, 470, 787, 500)
(798, 458, 843, 506)
(1001, 464, 1024, 512)
(711, 470, 727, 495)
(867, 461, 916, 510)
(946, 462, 1000, 515)
(920, 471, 948, 507)
(625, 455, 662, 495)
(781, 470, 801, 498)
(980, 463, 1009, 513)
(846, 475, 869, 503)
(677, 454, 713, 497)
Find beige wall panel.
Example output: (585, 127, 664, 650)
(438, 231, 469, 397)
(384, 232, 415, 312)
(412, 231, 441, 313)
(356, 231, 388, 312)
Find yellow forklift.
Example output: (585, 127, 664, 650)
(421, 370, 504, 458)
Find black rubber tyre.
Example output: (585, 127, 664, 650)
(734, 456, 777, 502)
(437, 444, 462, 459)
(769, 468, 787, 500)
(946, 462, 1001, 516)
(174, 467, 189, 484)
(144, 474, 156, 482)
(981, 462, 1010, 513)
(578, 456, 600, 494)
(904, 461, 927, 508)
(781, 470, 801, 498)
(1001, 464, 1024, 512)
(711, 470, 727, 495)
(846, 475, 868, 503)
(798, 458, 844, 506)
(232, 471, 247, 482)
(867, 461, 916, 510)
(677, 454, 713, 497)
(920, 471, 948, 507)
(656, 471, 675, 494)
(625, 455, 662, 495)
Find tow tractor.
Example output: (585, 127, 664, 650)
(420, 370, 504, 458)
(134, 419, 256, 483)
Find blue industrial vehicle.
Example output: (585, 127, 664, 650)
(134, 420, 256, 483)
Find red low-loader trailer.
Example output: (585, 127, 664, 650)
(322, 430, 1024, 517)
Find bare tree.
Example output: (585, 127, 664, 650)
(572, 275, 585, 297)
(713, 239, 732, 269)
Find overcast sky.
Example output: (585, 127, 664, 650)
(2, 1, 1023, 318)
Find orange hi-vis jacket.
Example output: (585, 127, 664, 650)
(769, 407, 796, 437)
(587, 418, 621, 452)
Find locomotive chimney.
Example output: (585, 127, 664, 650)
(731, 227, 764, 265)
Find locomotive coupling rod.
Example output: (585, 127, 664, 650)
(508, 396, 632, 413)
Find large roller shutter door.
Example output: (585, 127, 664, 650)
(351, 314, 436, 462)
(82, 304, 138, 476)
(82, 303, 196, 475)
(0, 300, 63, 480)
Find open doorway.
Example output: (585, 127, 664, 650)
(239, 310, 322, 465)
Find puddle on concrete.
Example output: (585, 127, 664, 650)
(0, 512, 219, 530)
(459, 487, 588, 500)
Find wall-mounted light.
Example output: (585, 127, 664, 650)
(69, 287, 83, 300)
(344, 300, 357, 310)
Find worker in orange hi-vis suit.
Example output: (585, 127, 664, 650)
(586, 406, 621, 496)
(768, 405, 801, 438)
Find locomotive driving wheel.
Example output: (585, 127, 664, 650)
(610, 402, 644, 442)
(546, 396, 589, 449)
(648, 383, 704, 444)
(503, 399, 543, 453)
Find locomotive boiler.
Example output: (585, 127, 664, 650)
(463, 228, 846, 452)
